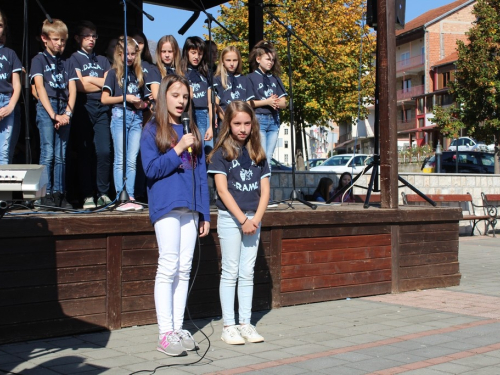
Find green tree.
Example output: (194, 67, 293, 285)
(433, 0, 500, 172)
(211, 0, 375, 169)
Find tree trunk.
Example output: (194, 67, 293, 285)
(294, 121, 306, 171)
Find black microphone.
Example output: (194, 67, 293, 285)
(179, 11, 200, 35)
(181, 112, 192, 154)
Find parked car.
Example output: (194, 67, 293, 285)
(447, 137, 488, 152)
(422, 151, 495, 174)
(270, 158, 292, 171)
(310, 154, 370, 174)
(307, 158, 326, 169)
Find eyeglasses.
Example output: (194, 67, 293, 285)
(80, 34, 98, 40)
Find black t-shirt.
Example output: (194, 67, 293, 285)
(70, 50, 110, 101)
(213, 74, 254, 112)
(30, 50, 79, 101)
(187, 67, 209, 109)
(246, 69, 287, 115)
(141, 61, 161, 98)
(0, 46, 22, 95)
(103, 68, 143, 109)
(207, 148, 271, 212)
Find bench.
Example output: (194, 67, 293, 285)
(481, 193, 500, 235)
(401, 192, 496, 236)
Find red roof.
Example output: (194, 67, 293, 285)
(396, 0, 473, 36)
(433, 51, 459, 67)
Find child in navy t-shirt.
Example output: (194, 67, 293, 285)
(0, 9, 22, 165)
(30, 19, 78, 208)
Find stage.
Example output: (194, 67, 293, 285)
(0, 203, 462, 344)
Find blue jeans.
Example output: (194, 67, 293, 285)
(194, 108, 213, 155)
(110, 106, 142, 198)
(0, 93, 15, 165)
(217, 209, 260, 326)
(36, 99, 71, 193)
(257, 113, 280, 169)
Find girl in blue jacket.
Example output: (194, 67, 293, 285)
(140, 74, 210, 357)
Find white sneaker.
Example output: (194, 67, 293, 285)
(157, 332, 187, 357)
(238, 324, 264, 343)
(175, 329, 198, 351)
(83, 196, 96, 210)
(116, 202, 136, 212)
(221, 325, 245, 345)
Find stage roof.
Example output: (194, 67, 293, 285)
(146, 0, 227, 11)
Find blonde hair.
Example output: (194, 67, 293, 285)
(215, 46, 243, 90)
(153, 74, 202, 155)
(207, 101, 266, 165)
(41, 19, 68, 38)
(113, 36, 144, 88)
(156, 35, 182, 78)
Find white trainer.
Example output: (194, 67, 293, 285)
(221, 325, 245, 345)
(238, 324, 264, 343)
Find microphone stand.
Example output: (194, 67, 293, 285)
(264, 8, 326, 210)
(117, 0, 154, 205)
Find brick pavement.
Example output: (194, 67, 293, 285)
(0, 236, 499, 375)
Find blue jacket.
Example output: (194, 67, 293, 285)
(140, 121, 210, 224)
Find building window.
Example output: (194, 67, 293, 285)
(284, 129, 289, 135)
(284, 141, 289, 149)
(401, 109, 411, 122)
(284, 154, 289, 163)
(402, 79, 412, 92)
(401, 52, 410, 66)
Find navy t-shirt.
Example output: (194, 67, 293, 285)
(213, 74, 255, 112)
(246, 69, 287, 115)
(141, 61, 161, 98)
(187, 67, 209, 109)
(70, 50, 110, 101)
(30, 50, 79, 101)
(0, 46, 22, 95)
(207, 148, 271, 212)
(103, 68, 143, 109)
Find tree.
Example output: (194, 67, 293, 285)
(211, 0, 375, 169)
(433, 0, 500, 172)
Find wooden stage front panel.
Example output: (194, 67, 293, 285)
(0, 204, 462, 343)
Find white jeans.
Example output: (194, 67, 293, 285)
(217, 209, 260, 326)
(154, 208, 199, 334)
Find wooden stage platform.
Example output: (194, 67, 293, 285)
(0, 204, 462, 344)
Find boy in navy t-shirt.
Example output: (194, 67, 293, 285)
(30, 19, 78, 208)
(70, 21, 112, 209)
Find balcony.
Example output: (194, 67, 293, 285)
(396, 54, 425, 74)
(338, 133, 352, 144)
(397, 85, 424, 102)
(397, 120, 416, 132)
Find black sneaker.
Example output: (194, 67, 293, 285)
(40, 194, 56, 209)
(53, 192, 72, 209)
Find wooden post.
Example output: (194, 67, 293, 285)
(107, 236, 122, 330)
(377, 0, 399, 208)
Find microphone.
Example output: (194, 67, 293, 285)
(179, 11, 201, 35)
(181, 112, 192, 154)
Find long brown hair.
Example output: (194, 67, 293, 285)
(249, 40, 282, 76)
(113, 36, 144, 88)
(207, 101, 266, 165)
(180, 36, 208, 77)
(153, 74, 201, 155)
(215, 45, 243, 89)
(314, 177, 333, 201)
(156, 35, 182, 78)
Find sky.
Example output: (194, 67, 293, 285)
(143, 1, 463, 53)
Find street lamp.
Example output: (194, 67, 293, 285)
(435, 141, 442, 173)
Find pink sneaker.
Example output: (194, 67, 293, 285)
(116, 202, 136, 212)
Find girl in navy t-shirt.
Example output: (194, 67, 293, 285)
(156, 35, 182, 79)
(247, 41, 287, 169)
(181, 36, 213, 153)
(102, 36, 148, 211)
(0, 9, 22, 165)
(207, 101, 270, 345)
(213, 46, 254, 128)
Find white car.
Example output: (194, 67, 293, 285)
(310, 154, 370, 174)
(447, 137, 488, 152)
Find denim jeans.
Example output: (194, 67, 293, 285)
(110, 106, 142, 198)
(217, 209, 260, 326)
(9, 103, 21, 163)
(74, 98, 112, 197)
(256, 113, 280, 169)
(194, 108, 213, 155)
(0, 93, 14, 165)
(154, 208, 199, 334)
(36, 99, 71, 193)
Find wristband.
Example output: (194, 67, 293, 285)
(241, 217, 248, 226)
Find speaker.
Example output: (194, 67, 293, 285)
(366, 0, 406, 30)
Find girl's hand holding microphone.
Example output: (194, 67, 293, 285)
(174, 133, 195, 155)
